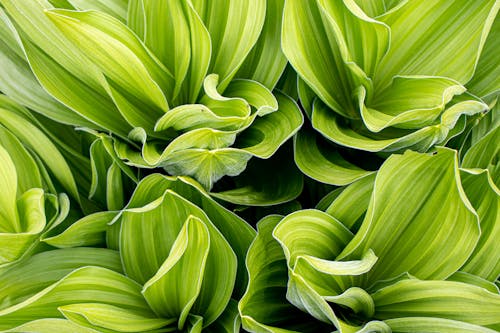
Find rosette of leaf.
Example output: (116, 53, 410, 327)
(0, 173, 256, 332)
(0, 0, 303, 205)
(283, 0, 499, 185)
(239, 148, 500, 332)
(0, 142, 69, 267)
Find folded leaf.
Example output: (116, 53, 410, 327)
(0, 106, 79, 201)
(0, 144, 20, 232)
(119, 188, 237, 325)
(239, 215, 330, 333)
(1, 0, 133, 136)
(42, 211, 117, 248)
(294, 127, 374, 186)
(0, 9, 95, 127)
(459, 169, 500, 281)
(339, 148, 480, 284)
(142, 216, 210, 329)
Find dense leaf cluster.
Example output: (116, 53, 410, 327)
(0, 0, 498, 332)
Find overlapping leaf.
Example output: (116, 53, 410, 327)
(284, 0, 498, 185)
(0, 0, 301, 204)
(240, 149, 499, 332)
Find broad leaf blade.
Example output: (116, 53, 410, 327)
(339, 148, 480, 283)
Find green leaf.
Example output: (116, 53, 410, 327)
(0, 248, 122, 311)
(162, 148, 252, 191)
(294, 127, 374, 186)
(272, 210, 357, 326)
(459, 169, 500, 281)
(273, 210, 353, 269)
(352, 0, 404, 18)
(467, 15, 500, 98)
(204, 299, 240, 333)
(67, 0, 128, 22)
(375, 0, 499, 87)
(323, 173, 375, 231)
(135, 0, 211, 105)
(59, 303, 174, 332)
(0, 266, 151, 330)
(462, 125, 499, 183)
(117, 173, 254, 298)
(45, 9, 170, 133)
(5, 319, 100, 333)
(0, 127, 43, 194)
(282, 0, 366, 119)
(239, 215, 330, 333)
(1, 0, 133, 137)
(448, 271, 499, 294)
(155, 104, 251, 132)
(142, 216, 210, 330)
(0, 188, 45, 265)
(0, 144, 19, 232)
(339, 148, 480, 283)
(373, 280, 500, 330)
(385, 317, 499, 333)
(236, 0, 287, 90)
(0, 105, 79, 201)
(0, 9, 96, 127)
(190, 0, 266, 90)
(42, 211, 117, 248)
(312, 97, 488, 153)
(119, 188, 237, 325)
(237, 92, 302, 158)
(316, 0, 390, 78)
(363, 76, 465, 132)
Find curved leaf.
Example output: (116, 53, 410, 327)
(119, 188, 237, 325)
(339, 148, 480, 284)
(385, 317, 499, 333)
(0, 127, 42, 195)
(0, 266, 151, 330)
(0, 9, 95, 127)
(294, 127, 374, 186)
(42, 211, 117, 248)
(45, 9, 170, 133)
(59, 303, 174, 332)
(236, 0, 287, 90)
(0, 248, 122, 311)
(373, 280, 500, 330)
(239, 215, 330, 333)
(459, 169, 500, 281)
(467, 14, 500, 98)
(190, 0, 266, 90)
(5, 319, 100, 333)
(0, 106, 79, 201)
(142, 216, 209, 329)
(0, 144, 20, 232)
(375, 0, 499, 87)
